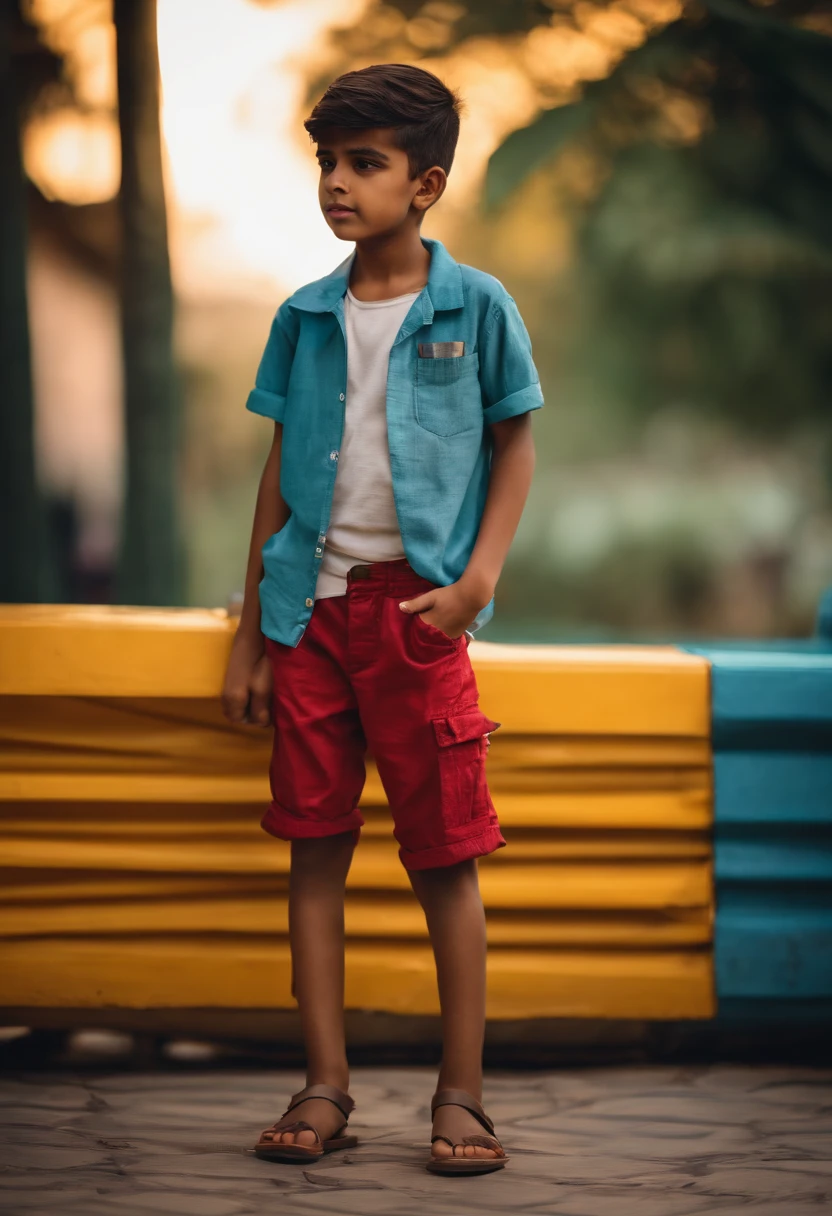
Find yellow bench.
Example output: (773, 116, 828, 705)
(0, 606, 714, 1022)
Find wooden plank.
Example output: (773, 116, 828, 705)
(472, 643, 710, 737)
(0, 770, 711, 806)
(0, 608, 709, 738)
(0, 897, 711, 945)
(0, 817, 710, 858)
(0, 607, 235, 697)
(0, 833, 711, 908)
(0, 937, 715, 1019)
(0, 695, 710, 770)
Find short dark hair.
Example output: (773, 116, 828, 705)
(304, 63, 462, 178)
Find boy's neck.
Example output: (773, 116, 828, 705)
(348, 227, 431, 301)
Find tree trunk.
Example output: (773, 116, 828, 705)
(0, 1, 53, 602)
(114, 0, 183, 605)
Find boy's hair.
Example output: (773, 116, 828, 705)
(304, 63, 462, 179)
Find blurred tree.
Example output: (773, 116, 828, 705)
(484, 0, 832, 435)
(0, 1, 54, 601)
(114, 0, 183, 604)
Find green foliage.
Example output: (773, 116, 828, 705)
(482, 1, 832, 434)
(487, 2, 832, 244)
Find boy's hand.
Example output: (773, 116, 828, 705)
(222, 633, 273, 727)
(399, 578, 491, 640)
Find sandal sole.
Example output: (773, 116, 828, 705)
(426, 1155, 508, 1175)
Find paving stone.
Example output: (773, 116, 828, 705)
(0, 1189, 100, 1210)
(1, 1065, 831, 1214)
(0, 1143, 109, 1170)
(546, 1192, 726, 1216)
(116, 1192, 250, 1215)
(688, 1166, 832, 1197)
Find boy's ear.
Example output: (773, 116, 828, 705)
(414, 165, 447, 212)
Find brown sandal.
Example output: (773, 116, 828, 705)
(427, 1088, 508, 1175)
(253, 1083, 358, 1162)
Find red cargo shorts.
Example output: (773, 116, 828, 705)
(262, 558, 505, 871)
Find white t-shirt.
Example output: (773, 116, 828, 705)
(314, 284, 421, 600)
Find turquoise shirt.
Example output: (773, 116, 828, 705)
(246, 235, 544, 646)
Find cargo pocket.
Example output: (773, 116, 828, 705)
(432, 706, 501, 831)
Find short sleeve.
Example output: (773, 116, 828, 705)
(479, 294, 544, 426)
(246, 300, 297, 424)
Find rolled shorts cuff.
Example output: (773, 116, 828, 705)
(398, 822, 506, 872)
(261, 800, 364, 842)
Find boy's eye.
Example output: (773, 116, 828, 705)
(317, 158, 378, 171)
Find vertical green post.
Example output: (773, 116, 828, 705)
(114, 0, 183, 605)
(0, 1, 52, 602)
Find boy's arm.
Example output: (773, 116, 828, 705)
(400, 289, 542, 637)
(223, 297, 296, 724)
(399, 414, 535, 637)
(221, 423, 289, 726)
(460, 412, 535, 606)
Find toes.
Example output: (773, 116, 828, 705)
(457, 1143, 499, 1159)
(275, 1129, 316, 1146)
(441, 1142, 499, 1159)
(435, 1141, 499, 1160)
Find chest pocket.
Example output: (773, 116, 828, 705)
(415, 351, 481, 437)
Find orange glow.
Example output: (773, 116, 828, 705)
(23, 109, 120, 205)
(156, 0, 370, 300)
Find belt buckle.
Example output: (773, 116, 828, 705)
(349, 565, 372, 581)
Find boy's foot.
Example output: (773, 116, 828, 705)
(254, 1083, 357, 1158)
(428, 1089, 507, 1171)
(262, 1096, 347, 1147)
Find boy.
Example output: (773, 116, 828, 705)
(222, 62, 542, 1176)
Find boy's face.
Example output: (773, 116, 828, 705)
(315, 126, 445, 240)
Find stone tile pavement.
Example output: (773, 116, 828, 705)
(1, 1064, 831, 1215)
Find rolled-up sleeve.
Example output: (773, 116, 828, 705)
(479, 294, 544, 426)
(246, 300, 296, 424)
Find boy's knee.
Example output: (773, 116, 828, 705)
(290, 829, 358, 870)
(409, 857, 478, 896)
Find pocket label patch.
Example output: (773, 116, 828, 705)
(418, 342, 465, 358)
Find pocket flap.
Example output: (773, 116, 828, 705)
(432, 706, 501, 747)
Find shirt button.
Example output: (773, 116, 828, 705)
(305, 597, 313, 607)
(339, 393, 345, 401)
(315, 547, 322, 557)
(330, 450, 338, 461)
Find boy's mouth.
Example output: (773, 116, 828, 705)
(326, 204, 355, 217)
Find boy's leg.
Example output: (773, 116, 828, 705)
(267, 831, 355, 1147)
(257, 598, 365, 1149)
(347, 563, 504, 1160)
(409, 860, 500, 1161)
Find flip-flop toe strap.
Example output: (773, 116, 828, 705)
(460, 1134, 504, 1153)
(260, 1119, 323, 1146)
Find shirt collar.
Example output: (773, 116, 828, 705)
(288, 235, 464, 315)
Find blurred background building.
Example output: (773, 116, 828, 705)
(4, 0, 831, 640)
